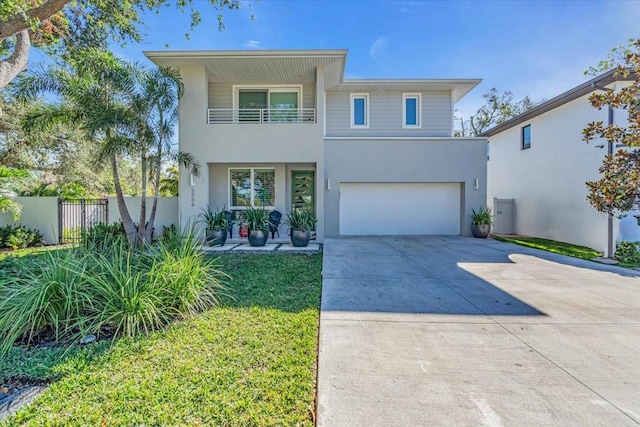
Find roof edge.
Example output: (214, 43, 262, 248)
(143, 49, 349, 59)
(481, 69, 633, 137)
(341, 78, 482, 85)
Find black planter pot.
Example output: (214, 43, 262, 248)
(290, 228, 311, 247)
(206, 229, 227, 247)
(471, 223, 491, 238)
(248, 229, 268, 246)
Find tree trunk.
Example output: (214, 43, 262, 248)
(138, 153, 147, 243)
(145, 146, 163, 243)
(111, 153, 138, 246)
(0, 31, 30, 89)
(0, 0, 71, 41)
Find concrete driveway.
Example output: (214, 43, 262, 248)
(317, 236, 640, 426)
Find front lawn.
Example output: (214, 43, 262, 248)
(493, 235, 602, 260)
(1, 253, 322, 426)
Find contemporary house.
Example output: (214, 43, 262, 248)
(483, 69, 632, 257)
(144, 49, 487, 241)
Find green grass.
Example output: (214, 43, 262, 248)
(493, 235, 602, 260)
(1, 253, 322, 426)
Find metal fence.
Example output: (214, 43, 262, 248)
(58, 198, 109, 243)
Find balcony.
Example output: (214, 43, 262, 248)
(208, 108, 316, 124)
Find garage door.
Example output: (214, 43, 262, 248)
(339, 183, 461, 235)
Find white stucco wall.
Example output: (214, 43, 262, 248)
(487, 85, 628, 257)
(0, 197, 178, 246)
(0, 197, 59, 244)
(107, 197, 178, 233)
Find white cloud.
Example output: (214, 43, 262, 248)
(369, 37, 389, 68)
(244, 40, 265, 50)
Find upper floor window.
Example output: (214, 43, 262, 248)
(522, 125, 531, 150)
(235, 86, 300, 122)
(402, 93, 421, 128)
(350, 93, 369, 128)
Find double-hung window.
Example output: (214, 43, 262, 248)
(350, 93, 369, 128)
(229, 168, 276, 211)
(522, 125, 531, 150)
(402, 93, 421, 128)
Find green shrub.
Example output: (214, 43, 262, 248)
(0, 225, 44, 250)
(81, 222, 126, 248)
(0, 248, 95, 353)
(614, 241, 640, 264)
(0, 229, 227, 354)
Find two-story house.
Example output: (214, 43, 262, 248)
(482, 69, 633, 257)
(144, 49, 487, 241)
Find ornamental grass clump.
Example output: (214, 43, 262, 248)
(0, 248, 95, 354)
(0, 229, 227, 354)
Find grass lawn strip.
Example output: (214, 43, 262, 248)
(492, 235, 602, 260)
(1, 253, 321, 426)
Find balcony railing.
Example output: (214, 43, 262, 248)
(208, 108, 316, 124)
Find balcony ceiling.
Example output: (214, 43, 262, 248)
(329, 79, 482, 103)
(144, 50, 347, 84)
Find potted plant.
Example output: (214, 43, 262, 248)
(199, 206, 229, 246)
(284, 209, 317, 247)
(240, 206, 270, 246)
(471, 207, 492, 238)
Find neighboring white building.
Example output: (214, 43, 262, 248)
(144, 49, 488, 241)
(483, 70, 632, 257)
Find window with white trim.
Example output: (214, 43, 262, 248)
(229, 168, 276, 209)
(402, 93, 421, 128)
(350, 93, 369, 128)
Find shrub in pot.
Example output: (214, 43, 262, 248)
(240, 206, 270, 246)
(199, 206, 229, 246)
(471, 207, 492, 238)
(284, 209, 318, 247)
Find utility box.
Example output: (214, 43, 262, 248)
(492, 198, 515, 234)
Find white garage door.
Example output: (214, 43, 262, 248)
(339, 183, 461, 235)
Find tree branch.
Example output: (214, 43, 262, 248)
(0, 0, 71, 39)
(0, 30, 31, 89)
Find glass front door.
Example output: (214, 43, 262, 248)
(291, 171, 315, 213)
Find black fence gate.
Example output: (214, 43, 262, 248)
(58, 198, 109, 243)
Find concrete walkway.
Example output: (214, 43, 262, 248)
(317, 236, 640, 426)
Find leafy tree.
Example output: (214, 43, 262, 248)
(455, 88, 542, 137)
(159, 165, 179, 196)
(584, 38, 640, 214)
(0, 94, 110, 195)
(0, 0, 243, 88)
(14, 49, 198, 245)
(0, 166, 29, 220)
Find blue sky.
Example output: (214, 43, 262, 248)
(32, 0, 640, 121)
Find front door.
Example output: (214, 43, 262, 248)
(291, 171, 315, 214)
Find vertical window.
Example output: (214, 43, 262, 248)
(522, 125, 531, 150)
(350, 93, 369, 128)
(403, 93, 421, 128)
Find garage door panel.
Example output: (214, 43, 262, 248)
(339, 183, 460, 235)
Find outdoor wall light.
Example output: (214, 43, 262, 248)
(474, 178, 479, 190)
(190, 173, 195, 187)
(327, 179, 331, 190)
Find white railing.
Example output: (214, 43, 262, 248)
(207, 108, 316, 124)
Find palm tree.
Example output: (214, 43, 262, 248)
(126, 66, 199, 243)
(13, 49, 199, 245)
